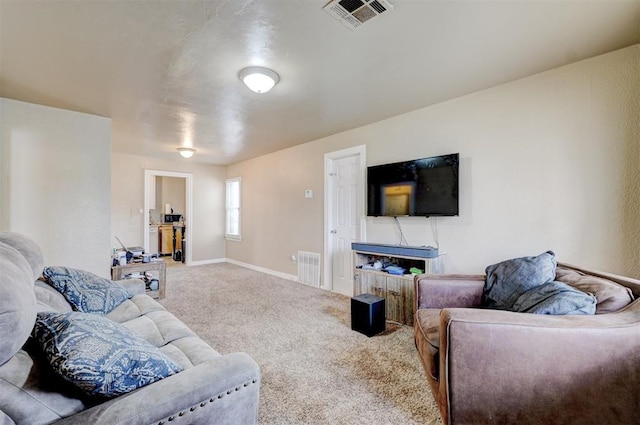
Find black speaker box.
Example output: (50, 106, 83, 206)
(351, 293, 385, 337)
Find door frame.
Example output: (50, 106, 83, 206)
(323, 145, 366, 292)
(143, 169, 193, 265)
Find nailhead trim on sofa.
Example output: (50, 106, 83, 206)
(156, 379, 259, 425)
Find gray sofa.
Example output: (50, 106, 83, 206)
(0, 232, 261, 425)
(414, 261, 640, 425)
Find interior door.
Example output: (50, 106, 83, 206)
(329, 155, 361, 296)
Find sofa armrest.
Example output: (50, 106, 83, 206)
(53, 353, 260, 425)
(414, 274, 485, 310)
(115, 278, 146, 295)
(437, 302, 640, 425)
(0, 409, 16, 425)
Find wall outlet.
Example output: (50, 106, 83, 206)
(304, 189, 313, 198)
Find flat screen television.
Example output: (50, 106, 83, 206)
(367, 153, 459, 217)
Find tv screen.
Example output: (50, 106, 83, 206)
(367, 153, 459, 217)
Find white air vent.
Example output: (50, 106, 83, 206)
(323, 0, 393, 31)
(297, 251, 321, 287)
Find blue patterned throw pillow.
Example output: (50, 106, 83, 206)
(34, 312, 183, 398)
(43, 266, 131, 314)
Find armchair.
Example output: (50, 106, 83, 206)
(414, 263, 640, 425)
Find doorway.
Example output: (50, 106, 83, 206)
(324, 145, 366, 296)
(143, 170, 193, 265)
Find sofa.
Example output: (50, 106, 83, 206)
(0, 232, 261, 425)
(414, 256, 640, 425)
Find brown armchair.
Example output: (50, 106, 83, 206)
(414, 263, 640, 425)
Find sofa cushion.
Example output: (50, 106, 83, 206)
(0, 232, 44, 281)
(511, 281, 596, 315)
(33, 312, 183, 398)
(42, 266, 131, 314)
(0, 242, 38, 366)
(0, 347, 87, 424)
(106, 294, 167, 323)
(414, 309, 441, 380)
(34, 279, 73, 313)
(107, 298, 222, 369)
(555, 267, 635, 314)
(483, 251, 557, 310)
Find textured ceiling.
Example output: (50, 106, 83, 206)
(1, 0, 639, 165)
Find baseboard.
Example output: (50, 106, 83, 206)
(225, 258, 298, 282)
(188, 258, 226, 266)
(184, 257, 300, 284)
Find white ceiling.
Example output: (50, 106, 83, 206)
(1, 0, 639, 165)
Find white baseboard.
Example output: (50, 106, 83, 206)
(184, 257, 300, 284)
(188, 258, 226, 267)
(225, 258, 298, 282)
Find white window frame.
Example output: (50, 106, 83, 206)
(225, 177, 241, 241)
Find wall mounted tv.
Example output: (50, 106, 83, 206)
(367, 153, 459, 217)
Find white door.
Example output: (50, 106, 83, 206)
(325, 146, 365, 296)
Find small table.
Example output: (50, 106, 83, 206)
(351, 293, 386, 337)
(111, 260, 166, 299)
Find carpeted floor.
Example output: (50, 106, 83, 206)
(159, 263, 441, 425)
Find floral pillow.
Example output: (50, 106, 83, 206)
(33, 312, 183, 398)
(42, 266, 130, 314)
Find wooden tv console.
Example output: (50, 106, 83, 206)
(352, 243, 442, 326)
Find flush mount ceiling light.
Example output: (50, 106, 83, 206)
(238, 66, 280, 93)
(177, 147, 196, 158)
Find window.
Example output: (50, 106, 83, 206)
(225, 177, 241, 241)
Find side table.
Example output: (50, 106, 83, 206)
(111, 260, 166, 299)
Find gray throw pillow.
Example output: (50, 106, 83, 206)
(483, 251, 557, 310)
(512, 281, 596, 315)
(43, 266, 131, 314)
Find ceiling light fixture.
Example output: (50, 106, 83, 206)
(238, 66, 280, 93)
(177, 147, 196, 158)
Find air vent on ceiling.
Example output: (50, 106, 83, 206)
(323, 0, 393, 31)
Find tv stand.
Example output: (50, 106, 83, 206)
(352, 243, 442, 325)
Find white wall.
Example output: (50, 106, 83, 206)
(111, 153, 226, 262)
(0, 98, 112, 277)
(227, 45, 640, 278)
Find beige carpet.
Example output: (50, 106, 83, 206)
(159, 263, 441, 425)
